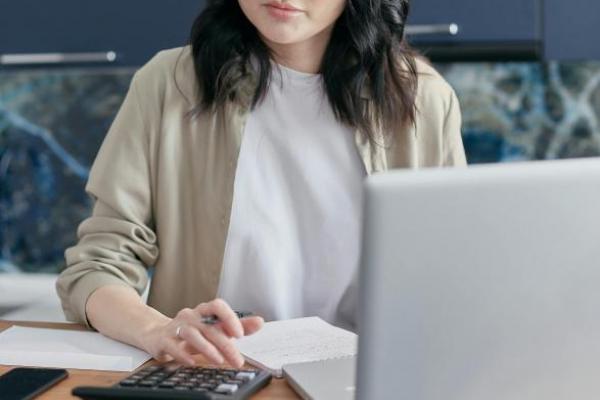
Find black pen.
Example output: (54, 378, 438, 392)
(201, 311, 254, 325)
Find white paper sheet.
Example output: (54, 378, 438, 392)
(236, 317, 357, 377)
(0, 326, 151, 371)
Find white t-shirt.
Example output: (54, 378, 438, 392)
(217, 64, 365, 329)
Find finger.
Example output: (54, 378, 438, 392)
(241, 316, 264, 336)
(196, 299, 244, 338)
(178, 325, 225, 365)
(200, 325, 245, 368)
(162, 339, 196, 367)
(154, 352, 174, 363)
(181, 342, 224, 366)
(176, 307, 239, 342)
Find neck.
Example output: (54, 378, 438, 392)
(261, 27, 334, 74)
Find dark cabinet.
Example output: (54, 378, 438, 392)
(0, 0, 205, 68)
(406, 0, 542, 61)
(408, 0, 540, 43)
(544, 0, 600, 60)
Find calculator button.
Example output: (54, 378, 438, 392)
(199, 383, 215, 390)
(215, 383, 239, 394)
(235, 371, 256, 381)
(138, 380, 156, 387)
(119, 379, 137, 386)
(174, 385, 190, 390)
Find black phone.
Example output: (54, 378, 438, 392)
(0, 367, 68, 400)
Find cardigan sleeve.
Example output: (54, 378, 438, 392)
(442, 89, 468, 167)
(55, 72, 158, 328)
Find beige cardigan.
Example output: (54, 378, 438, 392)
(56, 47, 467, 327)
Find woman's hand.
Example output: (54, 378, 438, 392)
(140, 298, 263, 368)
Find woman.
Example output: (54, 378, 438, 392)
(56, 0, 466, 369)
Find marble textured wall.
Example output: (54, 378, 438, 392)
(0, 68, 134, 272)
(1, 62, 600, 273)
(438, 62, 600, 163)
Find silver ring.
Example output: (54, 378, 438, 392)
(175, 325, 183, 339)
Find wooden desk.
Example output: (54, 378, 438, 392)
(0, 320, 299, 400)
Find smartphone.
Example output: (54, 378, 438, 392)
(0, 367, 68, 400)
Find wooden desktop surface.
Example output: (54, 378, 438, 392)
(0, 320, 300, 400)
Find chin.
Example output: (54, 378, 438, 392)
(258, 26, 310, 46)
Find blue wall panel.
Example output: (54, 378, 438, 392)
(544, 0, 600, 60)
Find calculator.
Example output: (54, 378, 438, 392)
(72, 364, 272, 399)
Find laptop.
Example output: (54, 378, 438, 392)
(357, 158, 600, 400)
(283, 357, 356, 400)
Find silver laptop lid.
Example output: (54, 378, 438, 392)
(357, 158, 600, 400)
(283, 357, 356, 400)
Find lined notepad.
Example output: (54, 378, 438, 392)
(0, 326, 151, 371)
(236, 317, 357, 378)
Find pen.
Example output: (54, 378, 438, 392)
(201, 311, 254, 325)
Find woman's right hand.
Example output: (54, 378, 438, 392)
(140, 299, 264, 368)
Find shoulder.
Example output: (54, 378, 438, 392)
(413, 57, 458, 118)
(131, 46, 197, 105)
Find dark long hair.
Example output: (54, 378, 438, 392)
(190, 0, 418, 141)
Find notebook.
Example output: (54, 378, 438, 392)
(0, 326, 151, 371)
(236, 317, 357, 378)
